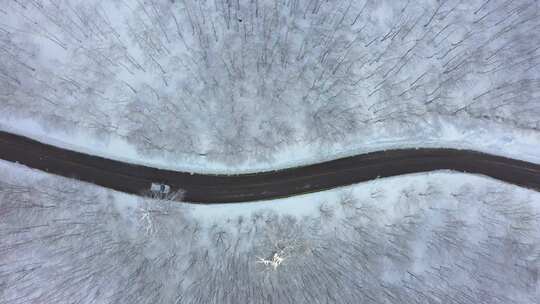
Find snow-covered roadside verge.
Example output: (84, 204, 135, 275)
(1, 159, 539, 303)
(1, 113, 539, 174)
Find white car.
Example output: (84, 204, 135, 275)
(150, 183, 170, 196)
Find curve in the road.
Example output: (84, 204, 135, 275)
(1, 130, 539, 203)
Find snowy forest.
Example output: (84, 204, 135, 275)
(1, 1, 540, 303)
(1, 0, 539, 164)
(1, 163, 540, 303)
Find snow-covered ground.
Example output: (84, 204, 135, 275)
(2, 1, 540, 302)
(1, 0, 539, 171)
(1, 160, 539, 303)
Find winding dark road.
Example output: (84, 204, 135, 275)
(1, 130, 539, 203)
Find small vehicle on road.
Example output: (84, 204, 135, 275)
(150, 182, 170, 198)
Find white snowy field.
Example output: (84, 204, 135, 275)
(1, 160, 540, 303)
(1, 0, 540, 170)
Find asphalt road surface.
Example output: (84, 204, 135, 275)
(1, 130, 539, 203)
